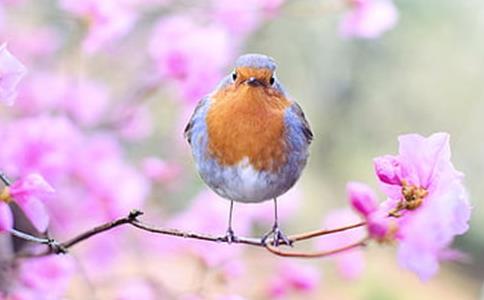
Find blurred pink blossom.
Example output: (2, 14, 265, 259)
(15, 72, 67, 114)
(73, 134, 150, 219)
(165, 189, 251, 267)
(12, 255, 74, 300)
(267, 261, 320, 298)
(16, 73, 110, 126)
(0, 44, 27, 105)
(117, 105, 154, 140)
(62, 80, 110, 127)
(374, 133, 471, 280)
(0, 115, 83, 181)
(211, 0, 285, 37)
(141, 156, 182, 184)
(317, 209, 366, 280)
(148, 15, 233, 104)
(0, 26, 60, 62)
(60, 0, 137, 53)
(340, 0, 398, 39)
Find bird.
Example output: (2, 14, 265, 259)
(184, 53, 312, 246)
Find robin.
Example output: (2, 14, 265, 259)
(184, 53, 312, 246)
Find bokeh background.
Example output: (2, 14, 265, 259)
(1, 0, 483, 299)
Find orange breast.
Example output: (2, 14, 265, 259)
(206, 84, 291, 172)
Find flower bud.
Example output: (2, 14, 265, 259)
(347, 181, 378, 217)
(374, 155, 402, 185)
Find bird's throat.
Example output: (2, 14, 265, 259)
(206, 84, 291, 172)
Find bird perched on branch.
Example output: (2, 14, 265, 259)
(184, 53, 312, 246)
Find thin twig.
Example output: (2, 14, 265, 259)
(288, 221, 366, 242)
(265, 237, 369, 258)
(13, 210, 370, 259)
(129, 219, 263, 246)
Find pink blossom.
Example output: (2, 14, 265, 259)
(0, 44, 27, 105)
(60, 0, 137, 53)
(267, 261, 320, 298)
(374, 132, 471, 280)
(148, 15, 233, 104)
(8, 173, 55, 232)
(340, 0, 398, 39)
(0, 173, 54, 233)
(347, 182, 395, 241)
(316, 209, 366, 280)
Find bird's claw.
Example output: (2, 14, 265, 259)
(261, 225, 292, 247)
(224, 228, 237, 244)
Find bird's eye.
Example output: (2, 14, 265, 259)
(269, 76, 275, 85)
(232, 72, 237, 81)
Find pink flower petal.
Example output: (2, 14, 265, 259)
(0, 43, 27, 105)
(10, 173, 55, 196)
(16, 196, 50, 232)
(373, 155, 402, 185)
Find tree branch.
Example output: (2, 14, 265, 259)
(13, 209, 369, 259)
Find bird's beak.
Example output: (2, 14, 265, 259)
(246, 77, 264, 87)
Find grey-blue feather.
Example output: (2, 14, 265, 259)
(235, 53, 276, 71)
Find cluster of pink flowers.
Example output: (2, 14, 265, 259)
(349, 133, 471, 280)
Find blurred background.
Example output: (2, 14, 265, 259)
(1, 0, 483, 299)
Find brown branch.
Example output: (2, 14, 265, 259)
(288, 221, 366, 243)
(14, 210, 370, 259)
(265, 237, 369, 258)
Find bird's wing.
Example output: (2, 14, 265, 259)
(289, 102, 313, 144)
(184, 96, 209, 144)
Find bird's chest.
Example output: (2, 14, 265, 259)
(205, 95, 288, 172)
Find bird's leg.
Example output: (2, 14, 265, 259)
(225, 200, 237, 243)
(261, 198, 292, 246)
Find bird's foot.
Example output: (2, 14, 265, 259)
(261, 225, 292, 247)
(224, 228, 237, 244)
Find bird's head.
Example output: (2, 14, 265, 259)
(218, 53, 285, 97)
(232, 53, 277, 87)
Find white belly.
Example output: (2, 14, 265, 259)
(198, 157, 291, 203)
